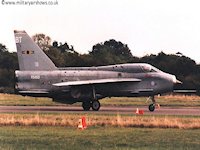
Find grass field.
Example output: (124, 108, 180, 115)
(0, 126, 200, 150)
(0, 93, 200, 107)
(0, 93, 200, 149)
(0, 113, 200, 129)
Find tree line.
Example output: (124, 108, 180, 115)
(0, 33, 200, 95)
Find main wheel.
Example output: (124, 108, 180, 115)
(82, 101, 91, 111)
(149, 103, 155, 112)
(91, 100, 100, 111)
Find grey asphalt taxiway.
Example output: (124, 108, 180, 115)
(0, 106, 199, 116)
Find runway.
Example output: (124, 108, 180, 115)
(0, 106, 199, 116)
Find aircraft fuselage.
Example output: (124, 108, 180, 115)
(15, 63, 175, 104)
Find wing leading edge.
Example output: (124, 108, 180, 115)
(53, 78, 141, 87)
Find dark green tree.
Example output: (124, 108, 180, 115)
(0, 43, 7, 52)
(0, 44, 18, 93)
(89, 39, 134, 65)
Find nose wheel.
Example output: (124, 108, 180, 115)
(148, 96, 160, 112)
(149, 103, 155, 112)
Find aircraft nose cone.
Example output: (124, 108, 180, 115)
(172, 75, 182, 84)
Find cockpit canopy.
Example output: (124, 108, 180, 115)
(140, 64, 161, 73)
(97, 63, 162, 73)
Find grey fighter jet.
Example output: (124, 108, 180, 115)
(14, 30, 181, 111)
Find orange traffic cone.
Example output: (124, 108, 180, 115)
(135, 108, 144, 115)
(78, 116, 87, 130)
(135, 108, 139, 114)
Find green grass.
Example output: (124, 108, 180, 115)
(0, 94, 58, 106)
(0, 93, 200, 107)
(0, 126, 199, 150)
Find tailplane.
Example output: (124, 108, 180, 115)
(14, 30, 57, 71)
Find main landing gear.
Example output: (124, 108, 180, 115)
(148, 96, 160, 112)
(82, 100, 101, 111)
(82, 86, 101, 111)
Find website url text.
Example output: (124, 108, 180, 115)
(2, 0, 58, 6)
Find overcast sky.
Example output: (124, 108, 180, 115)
(1, 0, 200, 63)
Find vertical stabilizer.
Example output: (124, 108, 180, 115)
(14, 30, 57, 71)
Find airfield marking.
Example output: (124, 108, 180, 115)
(0, 106, 199, 116)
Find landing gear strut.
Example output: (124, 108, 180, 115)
(148, 96, 160, 112)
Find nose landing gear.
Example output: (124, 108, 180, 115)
(149, 103, 155, 112)
(148, 96, 160, 112)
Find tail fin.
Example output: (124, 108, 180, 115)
(14, 30, 57, 71)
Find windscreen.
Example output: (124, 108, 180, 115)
(141, 64, 161, 73)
